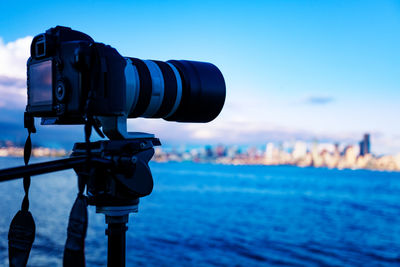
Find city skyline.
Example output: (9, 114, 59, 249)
(1, 132, 399, 172)
(0, 1, 399, 154)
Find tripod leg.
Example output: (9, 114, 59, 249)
(106, 215, 128, 267)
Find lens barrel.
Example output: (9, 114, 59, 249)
(126, 58, 225, 123)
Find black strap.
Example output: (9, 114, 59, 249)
(63, 193, 88, 267)
(63, 115, 94, 267)
(63, 119, 91, 267)
(21, 133, 32, 211)
(63, 60, 101, 266)
(8, 115, 36, 267)
(8, 210, 35, 267)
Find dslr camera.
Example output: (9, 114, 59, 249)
(26, 26, 226, 139)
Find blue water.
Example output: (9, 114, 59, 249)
(1, 158, 400, 266)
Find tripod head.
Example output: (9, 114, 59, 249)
(72, 138, 160, 207)
(71, 137, 161, 267)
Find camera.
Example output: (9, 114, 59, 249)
(2, 26, 226, 266)
(26, 26, 226, 138)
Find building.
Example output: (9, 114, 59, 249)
(292, 141, 307, 159)
(359, 133, 370, 156)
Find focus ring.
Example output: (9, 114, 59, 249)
(142, 60, 164, 117)
(152, 60, 177, 118)
(128, 58, 152, 117)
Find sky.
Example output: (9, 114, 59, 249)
(0, 0, 399, 154)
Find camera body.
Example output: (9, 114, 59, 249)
(27, 26, 127, 124)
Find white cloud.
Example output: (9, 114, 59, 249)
(126, 116, 400, 155)
(0, 36, 32, 108)
(191, 129, 217, 139)
(0, 36, 32, 79)
(371, 133, 400, 156)
(0, 76, 27, 108)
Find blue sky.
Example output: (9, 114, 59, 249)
(0, 0, 399, 154)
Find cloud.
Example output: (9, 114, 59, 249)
(0, 36, 32, 108)
(370, 133, 400, 156)
(304, 96, 334, 105)
(0, 36, 32, 79)
(127, 117, 362, 147)
(0, 76, 26, 88)
(125, 116, 400, 155)
(0, 76, 27, 108)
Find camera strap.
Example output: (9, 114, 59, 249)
(64, 44, 105, 266)
(63, 190, 88, 267)
(63, 87, 98, 267)
(63, 121, 92, 267)
(8, 113, 36, 267)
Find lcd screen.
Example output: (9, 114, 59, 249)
(29, 60, 52, 105)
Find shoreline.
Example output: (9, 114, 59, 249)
(152, 158, 400, 173)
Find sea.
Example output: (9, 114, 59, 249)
(0, 157, 400, 266)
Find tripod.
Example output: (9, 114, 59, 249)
(0, 137, 160, 267)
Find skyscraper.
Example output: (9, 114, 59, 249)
(359, 133, 370, 156)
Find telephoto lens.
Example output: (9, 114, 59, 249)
(125, 58, 226, 123)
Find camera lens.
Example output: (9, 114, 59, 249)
(126, 58, 225, 123)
